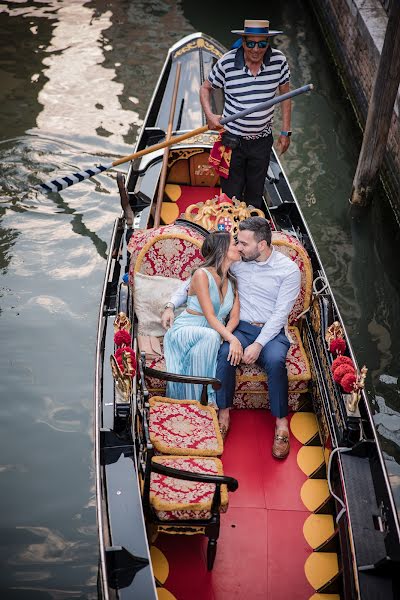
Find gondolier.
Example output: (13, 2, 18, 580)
(200, 18, 292, 211)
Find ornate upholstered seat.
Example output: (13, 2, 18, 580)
(136, 382, 238, 570)
(150, 455, 229, 521)
(129, 218, 312, 411)
(128, 194, 314, 413)
(149, 396, 223, 457)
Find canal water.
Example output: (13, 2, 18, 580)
(0, 0, 399, 597)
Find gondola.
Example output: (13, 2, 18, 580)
(94, 32, 400, 600)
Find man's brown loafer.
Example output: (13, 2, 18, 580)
(272, 429, 290, 459)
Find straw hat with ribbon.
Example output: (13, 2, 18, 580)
(231, 19, 283, 37)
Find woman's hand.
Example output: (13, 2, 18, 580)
(227, 336, 243, 366)
(161, 307, 174, 329)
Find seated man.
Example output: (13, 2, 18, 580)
(162, 217, 301, 459)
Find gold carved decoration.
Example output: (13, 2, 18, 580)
(173, 38, 223, 59)
(347, 365, 368, 413)
(111, 311, 134, 402)
(167, 148, 204, 169)
(325, 321, 344, 345)
(158, 524, 206, 535)
(310, 298, 321, 334)
(110, 354, 131, 402)
(113, 311, 131, 333)
(184, 196, 264, 235)
(175, 133, 219, 146)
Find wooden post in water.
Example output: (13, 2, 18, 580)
(350, 0, 400, 206)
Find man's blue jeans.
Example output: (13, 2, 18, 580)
(215, 321, 290, 418)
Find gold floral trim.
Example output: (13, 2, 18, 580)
(325, 321, 344, 345)
(151, 455, 228, 511)
(287, 326, 312, 380)
(134, 233, 203, 273)
(173, 38, 223, 59)
(158, 525, 205, 535)
(149, 396, 223, 456)
(272, 239, 313, 313)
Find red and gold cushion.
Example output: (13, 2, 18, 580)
(128, 224, 205, 287)
(271, 231, 313, 325)
(149, 396, 223, 457)
(150, 455, 228, 521)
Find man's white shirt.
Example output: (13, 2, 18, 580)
(169, 248, 301, 347)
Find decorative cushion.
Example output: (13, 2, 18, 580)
(128, 224, 205, 288)
(150, 455, 228, 521)
(149, 396, 223, 456)
(144, 327, 311, 410)
(134, 272, 185, 337)
(271, 231, 313, 324)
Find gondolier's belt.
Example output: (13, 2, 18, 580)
(250, 321, 265, 327)
(223, 126, 273, 144)
(242, 125, 272, 140)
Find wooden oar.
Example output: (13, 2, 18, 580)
(37, 83, 313, 194)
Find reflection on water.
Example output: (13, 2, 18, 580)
(35, 1, 142, 140)
(0, 0, 400, 596)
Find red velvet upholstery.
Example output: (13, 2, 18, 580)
(128, 223, 205, 288)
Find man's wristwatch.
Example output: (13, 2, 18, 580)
(164, 302, 175, 311)
(280, 130, 292, 137)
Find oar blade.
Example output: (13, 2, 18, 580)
(37, 163, 112, 194)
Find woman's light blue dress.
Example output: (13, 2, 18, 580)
(163, 268, 234, 404)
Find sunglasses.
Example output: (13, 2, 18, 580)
(244, 39, 268, 49)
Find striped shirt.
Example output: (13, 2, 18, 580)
(208, 46, 290, 136)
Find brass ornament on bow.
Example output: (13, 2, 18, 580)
(347, 365, 368, 414)
(110, 354, 132, 401)
(325, 321, 344, 345)
(110, 311, 134, 401)
(113, 311, 131, 333)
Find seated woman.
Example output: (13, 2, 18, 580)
(163, 231, 242, 421)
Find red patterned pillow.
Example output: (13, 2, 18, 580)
(150, 455, 228, 521)
(149, 397, 223, 456)
(128, 224, 205, 287)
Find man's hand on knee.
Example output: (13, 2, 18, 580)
(242, 342, 263, 364)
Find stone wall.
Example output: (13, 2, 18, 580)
(308, 0, 400, 218)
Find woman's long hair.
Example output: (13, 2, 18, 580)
(193, 231, 237, 293)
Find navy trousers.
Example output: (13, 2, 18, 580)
(215, 321, 290, 418)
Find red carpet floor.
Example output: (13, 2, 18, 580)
(155, 409, 315, 599)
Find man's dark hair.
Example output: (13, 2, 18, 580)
(238, 217, 272, 245)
